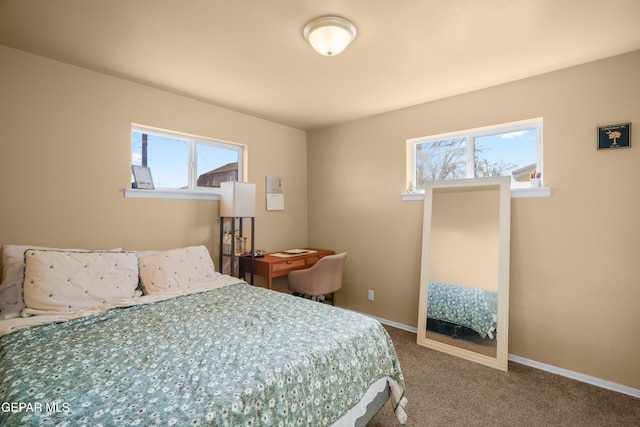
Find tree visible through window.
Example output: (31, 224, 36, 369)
(410, 119, 542, 191)
(416, 137, 468, 182)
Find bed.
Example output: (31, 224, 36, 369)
(0, 245, 407, 426)
(427, 281, 498, 339)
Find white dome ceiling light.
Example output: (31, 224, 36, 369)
(303, 16, 357, 56)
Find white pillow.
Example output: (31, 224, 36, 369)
(22, 250, 139, 314)
(0, 245, 122, 319)
(0, 282, 22, 319)
(0, 244, 121, 319)
(134, 250, 158, 259)
(138, 246, 217, 294)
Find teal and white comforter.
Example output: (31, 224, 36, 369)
(427, 281, 498, 339)
(0, 283, 404, 426)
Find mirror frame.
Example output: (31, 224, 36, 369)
(417, 176, 511, 371)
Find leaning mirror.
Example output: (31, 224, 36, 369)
(417, 177, 511, 371)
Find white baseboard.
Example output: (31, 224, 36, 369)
(367, 315, 640, 399)
(369, 315, 418, 334)
(507, 354, 640, 399)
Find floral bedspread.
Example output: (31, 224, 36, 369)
(0, 283, 404, 426)
(427, 281, 498, 339)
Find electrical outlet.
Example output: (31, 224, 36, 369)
(367, 290, 374, 301)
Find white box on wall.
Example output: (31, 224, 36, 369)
(220, 181, 256, 217)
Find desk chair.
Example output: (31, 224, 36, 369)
(287, 252, 347, 305)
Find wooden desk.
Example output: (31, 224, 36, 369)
(239, 249, 334, 289)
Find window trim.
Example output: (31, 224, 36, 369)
(126, 124, 247, 200)
(124, 188, 221, 200)
(405, 118, 548, 199)
(401, 186, 551, 201)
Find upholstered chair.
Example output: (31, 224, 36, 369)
(287, 252, 347, 304)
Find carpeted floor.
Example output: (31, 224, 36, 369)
(368, 326, 640, 426)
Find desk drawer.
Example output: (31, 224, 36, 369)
(305, 255, 320, 265)
(272, 259, 305, 272)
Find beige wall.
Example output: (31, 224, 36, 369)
(430, 188, 500, 292)
(0, 46, 308, 267)
(308, 51, 640, 390)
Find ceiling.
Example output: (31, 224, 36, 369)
(2, 0, 640, 131)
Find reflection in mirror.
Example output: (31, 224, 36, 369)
(417, 177, 510, 371)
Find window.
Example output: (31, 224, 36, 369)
(408, 118, 543, 192)
(130, 125, 244, 195)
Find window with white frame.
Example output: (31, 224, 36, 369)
(408, 118, 543, 191)
(131, 125, 244, 192)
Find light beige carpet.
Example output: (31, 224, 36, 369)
(368, 326, 640, 426)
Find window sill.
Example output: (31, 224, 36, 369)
(511, 186, 551, 198)
(401, 186, 551, 201)
(124, 188, 220, 200)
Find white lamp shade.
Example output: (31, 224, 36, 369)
(220, 181, 256, 217)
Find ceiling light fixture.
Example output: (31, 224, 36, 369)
(303, 16, 357, 56)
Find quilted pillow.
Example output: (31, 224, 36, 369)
(23, 250, 139, 313)
(138, 245, 217, 294)
(0, 244, 121, 319)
